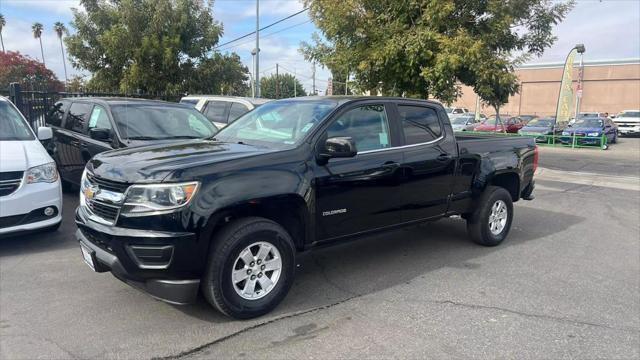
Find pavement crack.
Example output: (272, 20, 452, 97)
(433, 299, 639, 333)
(152, 295, 361, 360)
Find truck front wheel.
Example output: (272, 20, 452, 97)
(202, 217, 296, 319)
(466, 186, 514, 246)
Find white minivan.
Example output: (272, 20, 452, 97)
(0, 96, 62, 236)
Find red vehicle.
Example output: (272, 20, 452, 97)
(474, 116, 525, 133)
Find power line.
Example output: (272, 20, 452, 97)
(213, 8, 309, 50)
(217, 19, 312, 52)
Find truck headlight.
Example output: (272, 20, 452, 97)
(121, 182, 199, 215)
(25, 162, 58, 184)
(587, 132, 600, 137)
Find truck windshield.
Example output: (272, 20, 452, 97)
(0, 101, 35, 141)
(214, 100, 338, 149)
(111, 104, 217, 140)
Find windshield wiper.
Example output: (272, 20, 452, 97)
(126, 136, 162, 140)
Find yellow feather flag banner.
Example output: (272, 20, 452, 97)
(555, 48, 578, 123)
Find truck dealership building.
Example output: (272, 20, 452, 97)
(452, 58, 640, 117)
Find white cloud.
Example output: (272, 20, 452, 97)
(241, 0, 305, 18)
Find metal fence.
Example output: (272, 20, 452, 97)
(457, 130, 610, 150)
(3, 83, 181, 130)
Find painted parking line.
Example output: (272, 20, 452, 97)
(535, 167, 640, 192)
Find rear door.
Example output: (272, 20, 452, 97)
(57, 102, 93, 184)
(202, 100, 230, 128)
(395, 103, 457, 221)
(314, 102, 404, 240)
(83, 104, 115, 160)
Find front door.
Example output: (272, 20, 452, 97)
(83, 104, 115, 161)
(314, 103, 404, 241)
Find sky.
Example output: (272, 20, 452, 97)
(0, 0, 639, 95)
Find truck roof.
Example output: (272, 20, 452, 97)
(270, 96, 444, 107)
(59, 97, 187, 107)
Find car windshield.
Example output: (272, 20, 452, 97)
(618, 111, 640, 118)
(526, 118, 555, 127)
(0, 101, 35, 141)
(483, 117, 506, 125)
(179, 99, 199, 108)
(214, 100, 338, 150)
(577, 113, 599, 119)
(451, 117, 471, 124)
(111, 104, 218, 140)
(573, 118, 603, 128)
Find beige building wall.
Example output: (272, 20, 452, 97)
(452, 60, 640, 117)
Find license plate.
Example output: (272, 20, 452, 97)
(80, 242, 96, 271)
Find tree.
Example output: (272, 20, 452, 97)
(65, 0, 243, 95)
(0, 51, 63, 91)
(0, 14, 6, 53)
(302, 0, 573, 107)
(31, 22, 45, 66)
(53, 22, 69, 85)
(66, 74, 87, 92)
(260, 73, 307, 99)
(184, 52, 250, 96)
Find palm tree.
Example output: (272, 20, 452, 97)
(32, 22, 45, 66)
(0, 14, 6, 53)
(53, 22, 68, 85)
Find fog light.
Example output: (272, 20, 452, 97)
(44, 207, 55, 216)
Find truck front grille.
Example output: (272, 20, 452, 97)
(86, 199, 120, 222)
(0, 171, 23, 197)
(84, 173, 128, 224)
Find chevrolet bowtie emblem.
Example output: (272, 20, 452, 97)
(84, 185, 99, 200)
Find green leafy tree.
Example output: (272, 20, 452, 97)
(53, 22, 69, 85)
(186, 53, 250, 96)
(31, 22, 45, 66)
(65, 0, 244, 95)
(0, 14, 6, 53)
(260, 73, 307, 99)
(302, 0, 573, 108)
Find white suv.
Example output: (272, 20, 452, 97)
(614, 110, 640, 136)
(179, 96, 271, 129)
(0, 97, 62, 236)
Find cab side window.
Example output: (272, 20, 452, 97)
(203, 101, 228, 123)
(88, 105, 112, 131)
(66, 102, 93, 133)
(398, 105, 441, 144)
(228, 102, 250, 123)
(326, 104, 390, 152)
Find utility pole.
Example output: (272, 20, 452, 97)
(275, 63, 279, 99)
(294, 68, 297, 97)
(250, 48, 257, 97)
(345, 71, 348, 95)
(312, 62, 316, 95)
(255, 0, 260, 97)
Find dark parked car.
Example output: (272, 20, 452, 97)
(45, 97, 218, 188)
(76, 97, 537, 319)
(560, 117, 618, 146)
(518, 117, 567, 142)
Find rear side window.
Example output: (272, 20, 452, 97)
(66, 102, 93, 133)
(228, 102, 250, 123)
(398, 105, 442, 144)
(46, 101, 68, 127)
(204, 101, 228, 123)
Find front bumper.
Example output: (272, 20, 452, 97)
(618, 126, 640, 135)
(75, 207, 201, 305)
(0, 180, 62, 236)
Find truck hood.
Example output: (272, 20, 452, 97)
(88, 140, 272, 183)
(0, 140, 53, 172)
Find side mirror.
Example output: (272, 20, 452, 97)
(318, 137, 357, 163)
(37, 127, 53, 141)
(89, 128, 111, 141)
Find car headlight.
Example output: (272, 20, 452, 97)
(587, 132, 600, 137)
(26, 162, 58, 184)
(120, 182, 199, 215)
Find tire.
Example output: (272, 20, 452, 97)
(466, 186, 514, 247)
(201, 217, 296, 319)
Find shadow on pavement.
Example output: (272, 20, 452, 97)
(176, 205, 584, 323)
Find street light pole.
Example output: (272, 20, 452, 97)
(251, 48, 257, 97)
(255, 0, 260, 98)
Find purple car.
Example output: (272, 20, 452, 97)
(560, 117, 618, 146)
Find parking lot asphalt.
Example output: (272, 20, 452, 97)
(1, 138, 638, 359)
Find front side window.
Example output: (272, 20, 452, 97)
(326, 104, 390, 152)
(215, 100, 338, 150)
(88, 105, 112, 131)
(46, 101, 67, 127)
(204, 101, 228, 123)
(398, 105, 441, 144)
(111, 105, 217, 140)
(66, 102, 93, 133)
(0, 101, 35, 141)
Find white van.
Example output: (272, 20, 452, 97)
(0, 97, 62, 236)
(179, 95, 271, 129)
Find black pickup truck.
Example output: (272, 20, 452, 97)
(76, 97, 537, 318)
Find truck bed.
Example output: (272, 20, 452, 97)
(455, 133, 535, 155)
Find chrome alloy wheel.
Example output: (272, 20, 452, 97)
(488, 200, 508, 235)
(232, 241, 282, 300)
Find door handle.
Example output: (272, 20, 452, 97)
(382, 161, 400, 170)
(436, 154, 452, 162)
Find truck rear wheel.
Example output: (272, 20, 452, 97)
(466, 186, 513, 246)
(201, 217, 295, 319)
